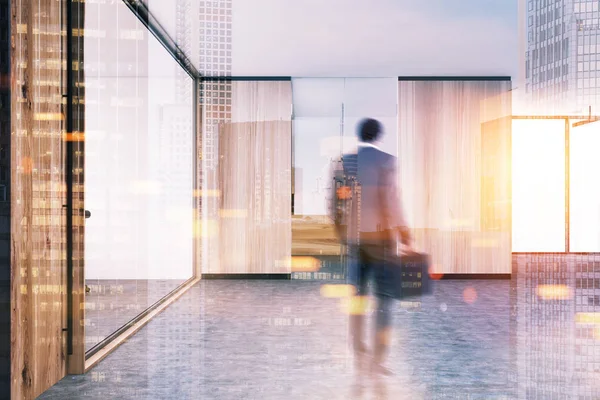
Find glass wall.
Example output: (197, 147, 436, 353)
(570, 120, 600, 252)
(83, 0, 195, 351)
(291, 78, 397, 256)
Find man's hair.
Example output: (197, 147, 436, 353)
(357, 118, 382, 143)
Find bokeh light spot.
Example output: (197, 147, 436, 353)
(463, 287, 478, 304)
(339, 296, 373, 315)
(428, 265, 443, 280)
(320, 284, 356, 298)
(291, 256, 321, 272)
(536, 284, 572, 300)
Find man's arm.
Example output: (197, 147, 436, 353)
(381, 156, 411, 245)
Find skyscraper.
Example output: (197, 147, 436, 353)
(524, 0, 600, 114)
(197, 0, 233, 272)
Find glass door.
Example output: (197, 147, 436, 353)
(83, 0, 195, 354)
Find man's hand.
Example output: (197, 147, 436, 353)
(398, 227, 412, 246)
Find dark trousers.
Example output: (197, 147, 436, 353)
(347, 239, 394, 362)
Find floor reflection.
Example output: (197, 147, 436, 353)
(39, 254, 600, 399)
(513, 254, 600, 399)
(84, 279, 187, 351)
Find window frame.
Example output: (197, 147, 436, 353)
(511, 115, 600, 255)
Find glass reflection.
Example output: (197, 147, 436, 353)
(83, 0, 194, 351)
(512, 254, 600, 398)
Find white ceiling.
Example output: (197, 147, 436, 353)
(143, 0, 519, 79)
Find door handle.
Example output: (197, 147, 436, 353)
(62, 205, 91, 218)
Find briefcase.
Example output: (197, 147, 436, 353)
(377, 251, 433, 300)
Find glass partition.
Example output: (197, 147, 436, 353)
(570, 120, 600, 252)
(291, 78, 398, 257)
(343, 78, 398, 156)
(84, 0, 195, 351)
(291, 78, 344, 256)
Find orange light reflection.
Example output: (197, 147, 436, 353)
(291, 256, 321, 272)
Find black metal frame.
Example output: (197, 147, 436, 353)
(201, 76, 291, 81)
(398, 76, 512, 81)
(65, 0, 202, 362)
(511, 115, 600, 255)
(123, 0, 199, 80)
(65, 0, 74, 356)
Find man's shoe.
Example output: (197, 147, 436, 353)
(354, 349, 369, 373)
(371, 362, 394, 377)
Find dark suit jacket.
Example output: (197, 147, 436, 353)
(329, 143, 410, 245)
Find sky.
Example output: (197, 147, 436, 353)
(231, 0, 519, 78)
(145, 0, 520, 80)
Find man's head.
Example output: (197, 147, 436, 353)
(357, 118, 383, 143)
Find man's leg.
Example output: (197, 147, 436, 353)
(373, 295, 393, 369)
(348, 247, 369, 369)
(371, 241, 394, 375)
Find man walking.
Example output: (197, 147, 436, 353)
(330, 118, 411, 376)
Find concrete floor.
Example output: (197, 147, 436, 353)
(39, 255, 600, 399)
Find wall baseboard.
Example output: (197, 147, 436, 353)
(438, 273, 511, 280)
(201, 273, 292, 280)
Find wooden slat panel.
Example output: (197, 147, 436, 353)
(218, 121, 292, 273)
(0, 0, 11, 395)
(10, 0, 69, 397)
(398, 80, 512, 274)
(209, 81, 292, 274)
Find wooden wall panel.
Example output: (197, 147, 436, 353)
(10, 0, 70, 398)
(209, 81, 292, 274)
(218, 121, 292, 273)
(398, 80, 512, 275)
(0, 0, 11, 395)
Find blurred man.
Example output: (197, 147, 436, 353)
(330, 118, 411, 376)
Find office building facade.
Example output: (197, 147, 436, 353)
(525, 0, 600, 113)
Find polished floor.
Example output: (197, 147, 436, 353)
(39, 255, 600, 399)
(85, 279, 187, 351)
